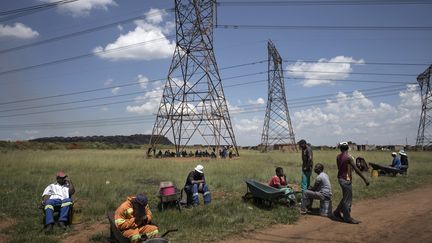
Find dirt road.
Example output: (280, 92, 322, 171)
(221, 184, 432, 243)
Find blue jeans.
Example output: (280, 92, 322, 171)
(301, 171, 312, 192)
(44, 198, 72, 225)
(184, 184, 211, 205)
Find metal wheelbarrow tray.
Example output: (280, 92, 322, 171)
(243, 179, 295, 207)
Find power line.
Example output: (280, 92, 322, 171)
(0, 0, 78, 23)
(0, 9, 175, 54)
(0, 35, 175, 77)
(217, 24, 432, 31)
(0, 60, 268, 105)
(0, 87, 418, 130)
(217, 1, 432, 6)
(0, 83, 415, 118)
(283, 59, 431, 66)
(0, 66, 416, 108)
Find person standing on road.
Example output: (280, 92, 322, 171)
(333, 142, 369, 224)
(298, 139, 313, 192)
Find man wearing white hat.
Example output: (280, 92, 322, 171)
(390, 152, 402, 170)
(184, 164, 211, 206)
(399, 151, 409, 174)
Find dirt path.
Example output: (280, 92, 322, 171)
(221, 184, 432, 243)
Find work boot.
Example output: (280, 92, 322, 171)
(45, 224, 54, 234)
(58, 221, 67, 230)
(346, 218, 361, 224)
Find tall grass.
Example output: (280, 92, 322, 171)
(0, 149, 431, 242)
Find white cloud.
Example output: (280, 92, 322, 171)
(41, 0, 117, 17)
(101, 107, 109, 111)
(0, 23, 39, 39)
(126, 84, 164, 114)
(145, 8, 166, 24)
(292, 85, 420, 145)
(287, 56, 364, 87)
(248, 97, 265, 105)
(137, 75, 149, 88)
(117, 24, 123, 31)
(94, 8, 175, 61)
(234, 118, 261, 132)
(111, 87, 120, 95)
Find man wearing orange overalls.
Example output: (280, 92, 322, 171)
(114, 194, 159, 242)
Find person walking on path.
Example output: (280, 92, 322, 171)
(333, 142, 369, 224)
(298, 139, 313, 192)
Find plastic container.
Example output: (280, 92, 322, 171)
(319, 200, 331, 216)
(159, 181, 176, 196)
(371, 169, 379, 178)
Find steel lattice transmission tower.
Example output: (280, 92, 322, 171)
(149, 0, 239, 156)
(261, 40, 296, 151)
(415, 65, 432, 149)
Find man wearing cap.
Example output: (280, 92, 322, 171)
(399, 151, 409, 174)
(333, 142, 369, 224)
(390, 152, 402, 170)
(298, 139, 313, 192)
(114, 194, 159, 242)
(184, 164, 211, 206)
(41, 171, 75, 233)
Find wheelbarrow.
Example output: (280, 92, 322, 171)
(243, 179, 297, 207)
(157, 181, 182, 212)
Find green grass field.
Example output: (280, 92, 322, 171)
(0, 149, 431, 242)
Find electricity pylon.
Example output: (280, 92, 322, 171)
(416, 65, 432, 149)
(261, 40, 296, 152)
(149, 0, 239, 156)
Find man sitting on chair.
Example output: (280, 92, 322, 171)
(300, 163, 332, 215)
(42, 171, 75, 233)
(184, 165, 211, 206)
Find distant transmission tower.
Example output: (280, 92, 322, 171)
(415, 65, 432, 149)
(261, 40, 296, 152)
(149, 0, 239, 156)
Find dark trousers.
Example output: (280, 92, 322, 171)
(334, 179, 352, 221)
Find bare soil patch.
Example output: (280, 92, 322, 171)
(220, 184, 432, 243)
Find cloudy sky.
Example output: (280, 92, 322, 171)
(0, 0, 431, 146)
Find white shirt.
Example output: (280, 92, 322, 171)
(42, 183, 70, 200)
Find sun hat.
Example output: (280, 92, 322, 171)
(391, 152, 397, 156)
(339, 141, 349, 146)
(399, 151, 407, 156)
(195, 164, 204, 174)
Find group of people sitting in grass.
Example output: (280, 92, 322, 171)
(40, 164, 211, 241)
(40, 140, 409, 241)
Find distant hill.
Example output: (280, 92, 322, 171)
(30, 134, 173, 145)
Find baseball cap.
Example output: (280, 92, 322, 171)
(56, 171, 66, 178)
(134, 193, 148, 206)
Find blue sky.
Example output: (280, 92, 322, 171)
(0, 0, 431, 146)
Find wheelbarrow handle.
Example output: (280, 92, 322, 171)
(161, 229, 178, 238)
